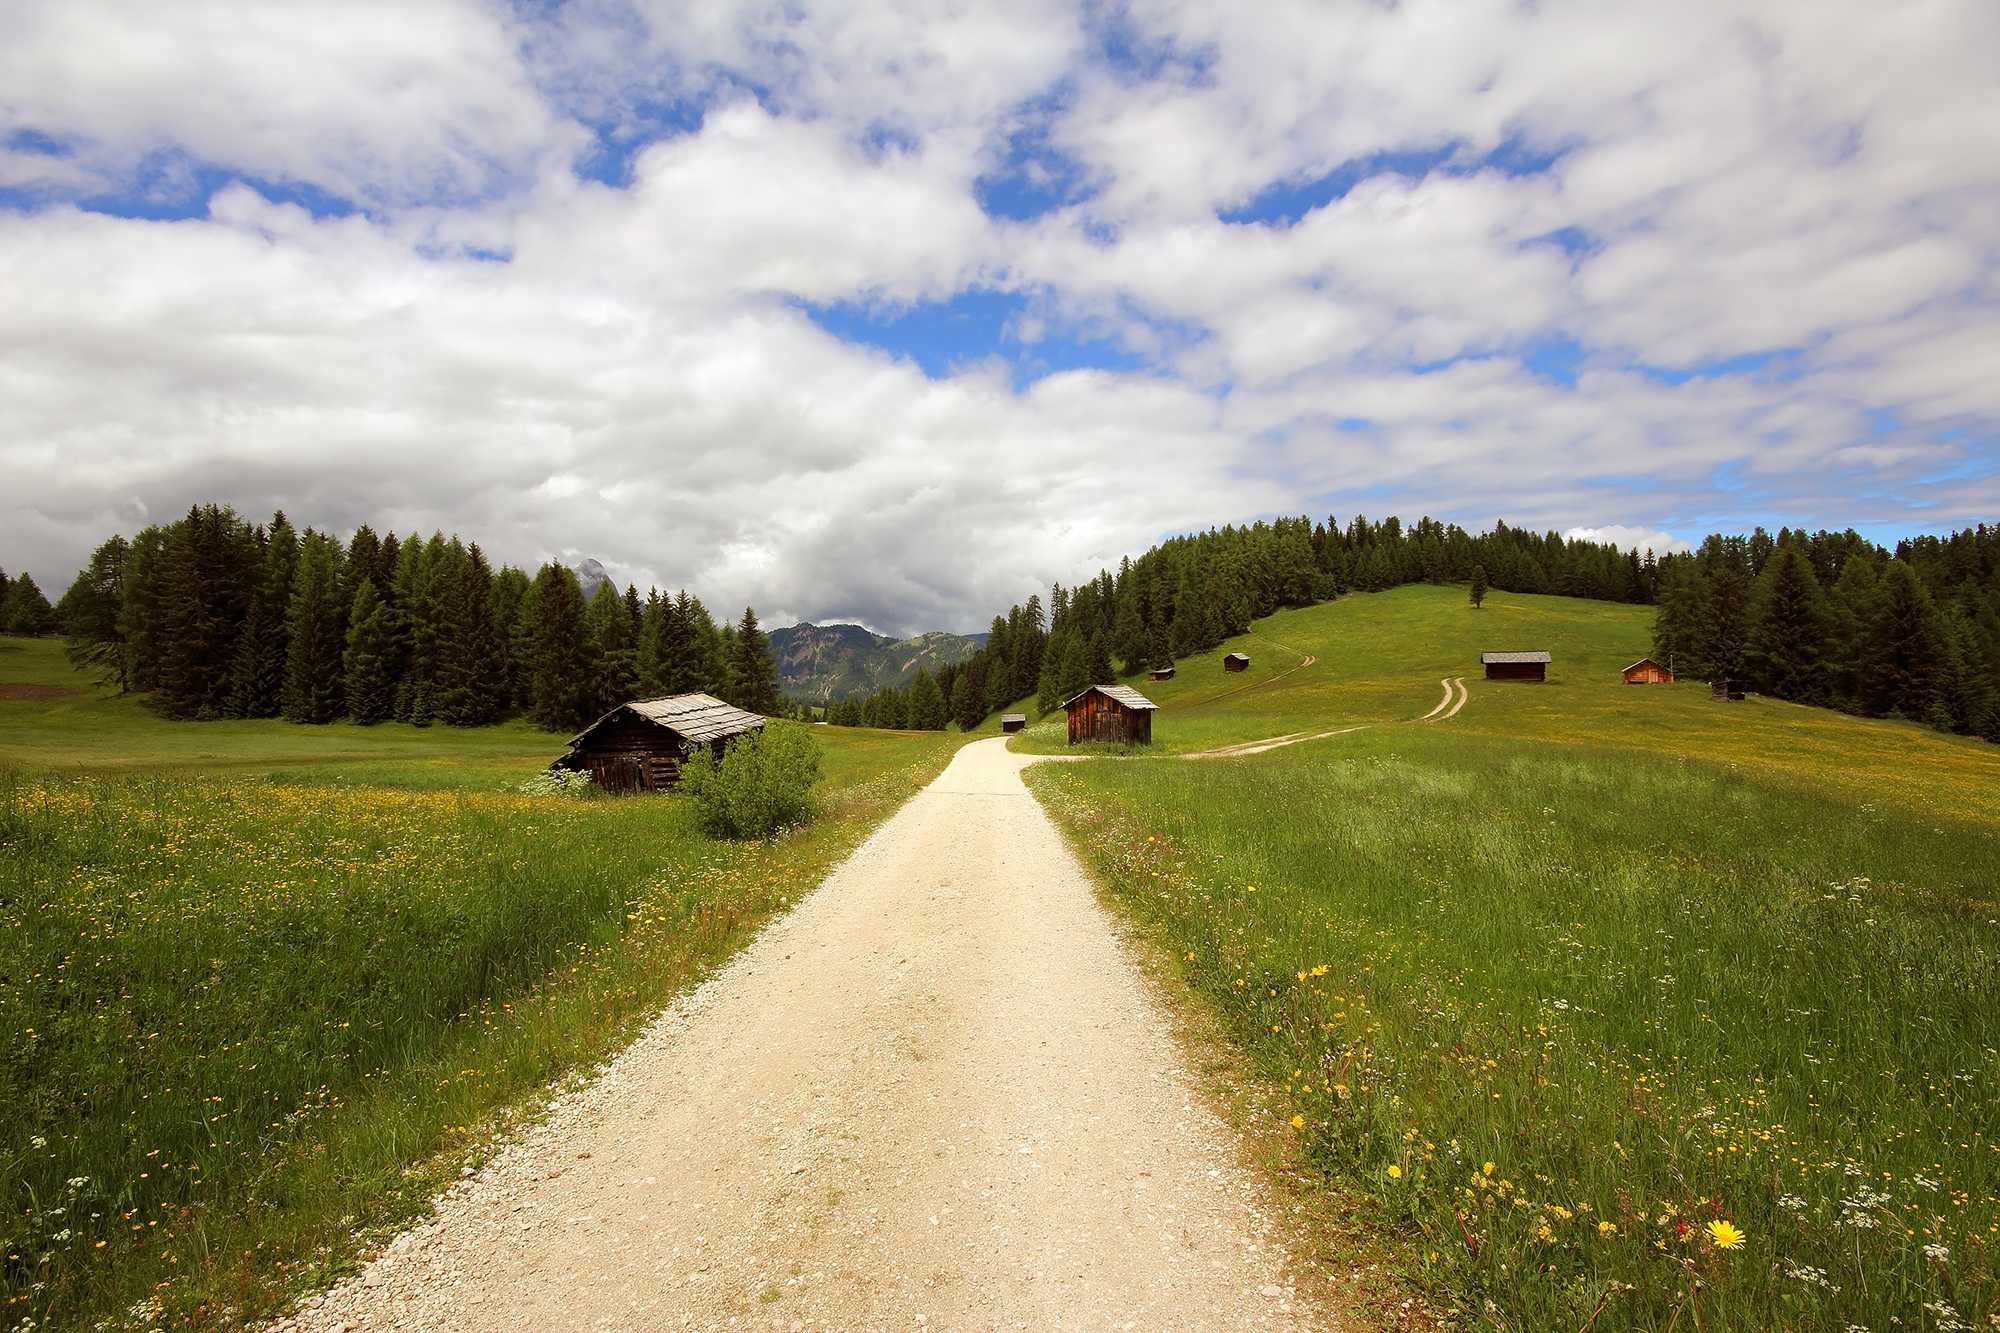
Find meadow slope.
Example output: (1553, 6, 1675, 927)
(1023, 585, 2000, 1332)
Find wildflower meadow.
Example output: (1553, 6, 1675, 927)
(1031, 728, 1998, 1331)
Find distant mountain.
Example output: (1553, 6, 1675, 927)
(768, 622, 986, 702)
(574, 558, 610, 602)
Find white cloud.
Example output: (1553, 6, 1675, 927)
(2, 0, 1996, 631)
(1564, 526, 1694, 557)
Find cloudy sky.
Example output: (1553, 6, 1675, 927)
(3, 0, 1995, 633)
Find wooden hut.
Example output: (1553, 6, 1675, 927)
(1223, 652, 1250, 673)
(1062, 684, 1158, 746)
(1148, 666, 1175, 681)
(550, 693, 765, 793)
(1481, 650, 1550, 682)
(1622, 658, 1674, 685)
(1710, 680, 1748, 701)
(1001, 713, 1027, 733)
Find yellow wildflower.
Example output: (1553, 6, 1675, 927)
(1706, 1220, 1745, 1250)
(1386, 1165, 1402, 1179)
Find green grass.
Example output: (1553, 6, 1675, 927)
(1025, 585, 2000, 1331)
(0, 637, 973, 1330)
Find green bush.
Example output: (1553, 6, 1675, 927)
(678, 723, 822, 838)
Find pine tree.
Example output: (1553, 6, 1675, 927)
(3, 573, 57, 635)
(392, 534, 449, 726)
(1867, 561, 1945, 721)
(908, 667, 947, 730)
(587, 581, 639, 714)
(950, 668, 979, 730)
(1469, 564, 1488, 610)
(729, 607, 781, 714)
(282, 531, 347, 724)
(158, 505, 257, 719)
(489, 564, 532, 708)
(343, 580, 397, 724)
(527, 562, 594, 732)
(1749, 548, 1829, 703)
(1700, 563, 1752, 682)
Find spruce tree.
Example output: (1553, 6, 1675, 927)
(1749, 548, 1829, 703)
(434, 544, 503, 726)
(343, 580, 397, 724)
(1700, 563, 1752, 681)
(527, 562, 594, 732)
(393, 534, 448, 725)
(950, 668, 979, 730)
(1469, 564, 1488, 610)
(729, 607, 781, 714)
(225, 512, 298, 718)
(587, 581, 639, 713)
(282, 532, 347, 724)
(908, 667, 946, 731)
(1867, 561, 1945, 721)
(3, 573, 57, 635)
(1087, 630, 1113, 685)
(157, 504, 257, 718)
(488, 564, 532, 708)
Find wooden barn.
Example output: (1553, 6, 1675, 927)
(1149, 666, 1175, 681)
(1711, 680, 1748, 702)
(1062, 684, 1158, 746)
(1623, 658, 1674, 684)
(550, 693, 765, 793)
(1223, 652, 1250, 673)
(1001, 713, 1027, 733)
(1481, 650, 1550, 681)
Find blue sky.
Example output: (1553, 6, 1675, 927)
(0, 0, 1994, 631)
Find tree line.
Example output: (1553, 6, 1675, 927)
(877, 515, 1659, 726)
(52, 504, 787, 732)
(1651, 525, 2000, 740)
(0, 569, 58, 637)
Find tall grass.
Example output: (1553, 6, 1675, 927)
(0, 734, 964, 1331)
(1030, 731, 1999, 1331)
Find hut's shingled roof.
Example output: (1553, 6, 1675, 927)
(1061, 684, 1160, 711)
(1480, 650, 1552, 664)
(571, 693, 766, 747)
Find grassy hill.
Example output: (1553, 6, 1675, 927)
(1022, 584, 2000, 1332)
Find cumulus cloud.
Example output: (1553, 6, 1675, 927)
(2, 0, 1996, 633)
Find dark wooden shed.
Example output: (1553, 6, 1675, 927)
(1710, 680, 1748, 701)
(1062, 684, 1158, 746)
(551, 693, 765, 793)
(1481, 650, 1550, 681)
(1223, 652, 1250, 673)
(1148, 666, 1175, 681)
(1001, 712, 1027, 733)
(1623, 658, 1674, 684)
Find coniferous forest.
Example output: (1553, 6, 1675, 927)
(47, 504, 788, 732)
(24, 506, 2000, 741)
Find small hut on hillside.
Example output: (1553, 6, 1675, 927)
(1711, 680, 1748, 702)
(1062, 685, 1158, 746)
(551, 693, 765, 793)
(1149, 666, 1175, 681)
(1223, 652, 1250, 673)
(1001, 713, 1027, 733)
(1622, 658, 1674, 684)
(1481, 650, 1550, 682)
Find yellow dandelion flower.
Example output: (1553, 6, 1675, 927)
(1291, 1115, 1305, 1128)
(1706, 1220, 1745, 1250)
(1386, 1165, 1402, 1179)
(1598, 1221, 1617, 1237)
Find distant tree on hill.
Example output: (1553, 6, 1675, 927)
(1868, 561, 1945, 723)
(1469, 564, 1488, 610)
(1749, 547, 1829, 703)
(587, 581, 639, 714)
(3, 572, 57, 636)
(225, 512, 297, 719)
(435, 545, 503, 726)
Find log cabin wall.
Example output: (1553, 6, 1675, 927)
(570, 715, 689, 792)
(1484, 662, 1546, 681)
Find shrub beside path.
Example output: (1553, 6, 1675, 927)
(279, 738, 1323, 1333)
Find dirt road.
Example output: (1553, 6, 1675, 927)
(283, 738, 1324, 1333)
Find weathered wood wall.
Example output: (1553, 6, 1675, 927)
(1484, 662, 1546, 681)
(1065, 694, 1153, 746)
(569, 715, 690, 792)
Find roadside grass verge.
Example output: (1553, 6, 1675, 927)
(1028, 728, 1999, 1332)
(1, 722, 968, 1332)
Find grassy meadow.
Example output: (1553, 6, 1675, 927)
(0, 637, 972, 1331)
(1025, 585, 2000, 1332)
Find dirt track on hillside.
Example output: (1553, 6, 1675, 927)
(278, 738, 1329, 1333)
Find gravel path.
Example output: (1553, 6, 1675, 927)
(278, 737, 1327, 1333)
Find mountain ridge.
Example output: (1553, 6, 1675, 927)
(768, 622, 985, 702)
